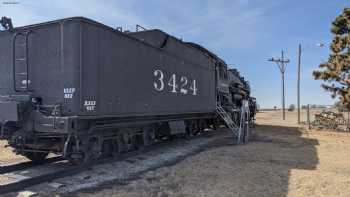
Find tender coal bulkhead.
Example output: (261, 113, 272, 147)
(0, 17, 257, 163)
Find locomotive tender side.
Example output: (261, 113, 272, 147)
(80, 22, 216, 116)
(0, 17, 255, 163)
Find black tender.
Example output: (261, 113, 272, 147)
(0, 17, 257, 163)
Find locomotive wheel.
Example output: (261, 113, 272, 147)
(198, 120, 207, 132)
(186, 121, 198, 139)
(184, 121, 192, 140)
(87, 137, 102, 161)
(212, 118, 220, 130)
(143, 127, 155, 146)
(191, 121, 200, 135)
(70, 136, 102, 163)
(24, 152, 49, 163)
(101, 139, 114, 157)
(117, 132, 127, 153)
(124, 132, 137, 151)
(185, 126, 192, 140)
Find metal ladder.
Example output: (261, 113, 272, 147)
(216, 103, 242, 143)
(13, 31, 31, 92)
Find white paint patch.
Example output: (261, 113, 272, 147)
(21, 80, 31, 85)
(64, 88, 76, 99)
(84, 100, 96, 112)
(16, 191, 38, 197)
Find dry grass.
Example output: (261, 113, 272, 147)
(0, 141, 27, 164)
(1, 110, 350, 196)
(72, 110, 350, 197)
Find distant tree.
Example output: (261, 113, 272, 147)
(301, 105, 308, 109)
(288, 104, 295, 111)
(313, 8, 350, 108)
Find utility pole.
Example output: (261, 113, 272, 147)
(268, 51, 290, 120)
(297, 44, 301, 124)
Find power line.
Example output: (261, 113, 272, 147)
(268, 50, 290, 120)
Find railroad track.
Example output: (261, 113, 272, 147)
(0, 156, 64, 174)
(0, 151, 148, 194)
(0, 130, 226, 195)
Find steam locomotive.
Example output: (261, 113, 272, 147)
(0, 17, 256, 163)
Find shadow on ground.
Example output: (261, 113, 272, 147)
(67, 124, 320, 197)
(239, 124, 319, 196)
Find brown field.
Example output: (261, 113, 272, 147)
(0, 141, 27, 164)
(74, 110, 350, 197)
(1, 109, 350, 197)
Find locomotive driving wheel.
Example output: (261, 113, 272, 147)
(198, 120, 207, 133)
(185, 120, 198, 139)
(143, 127, 156, 146)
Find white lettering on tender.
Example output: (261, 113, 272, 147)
(84, 100, 96, 112)
(64, 88, 76, 99)
(153, 69, 198, 96)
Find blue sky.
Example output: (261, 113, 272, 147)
(0, 0, 348, 108)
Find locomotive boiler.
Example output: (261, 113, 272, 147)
(0, 17, 256, 163)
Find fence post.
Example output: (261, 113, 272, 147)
(347, 111, 349, 130)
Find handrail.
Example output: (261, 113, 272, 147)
(12, 31, 33, 92)
(136, 24, 147, 32)
(12, 32, 24, 92)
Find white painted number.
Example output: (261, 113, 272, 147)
(84, 100, 96, 112)
(180, 76, 188, 94)
(153, 69, 198, 96)
(153, 70, 164, 91)
(64, 88, 76, 99)
(168, 74, 178, 93)
(190, 79, 197, 95)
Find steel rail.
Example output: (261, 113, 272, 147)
(0, 156, 64, 174)
(0, 129, 226, 194)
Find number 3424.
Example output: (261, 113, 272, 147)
(153, 69, 198, 96)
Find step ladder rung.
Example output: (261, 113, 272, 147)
(216, 104, 240, 139)
(13, 32, 30, 92)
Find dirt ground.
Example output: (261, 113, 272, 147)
(0, 141, 27, 164)
(1, 110, 349, 197)
(70, 110, 350, 197)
